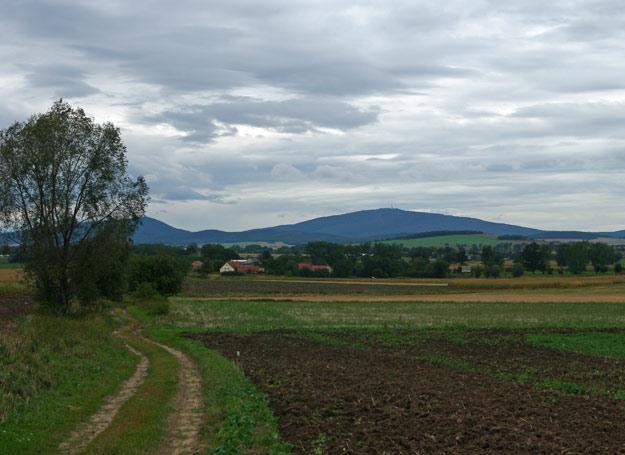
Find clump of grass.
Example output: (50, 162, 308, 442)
(0, 314, 136, 453)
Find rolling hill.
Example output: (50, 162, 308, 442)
(133, 208, 624, 245)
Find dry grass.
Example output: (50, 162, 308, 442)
(0, 268, 24, 283)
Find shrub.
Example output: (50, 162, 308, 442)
(130, 282, 161, 301)
(484, 264, 501, 278)
(511, 262, 525, 277)
(127, 254, 188, 296)
(130, 283, 170, 316)
(615, 263, 623, 274)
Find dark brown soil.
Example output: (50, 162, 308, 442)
(334, 328, 625, 395)
(192, 332, 625, 454)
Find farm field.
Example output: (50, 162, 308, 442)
(3, 274, 625, 453)
(382, 233, 505, 247)
(155, 295, 625, 453)
(193, 329, 625, 453)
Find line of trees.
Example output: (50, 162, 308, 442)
(192, 240, 623, 279)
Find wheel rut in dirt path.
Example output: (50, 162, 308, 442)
(155, 341, 205, 455)
(58, 341, 149, 454)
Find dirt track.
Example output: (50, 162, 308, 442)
(58, 316, 204, 454)
(195, 332, 625, 454)
(58, 341, 150, 454)
(154, 341, 204, 454)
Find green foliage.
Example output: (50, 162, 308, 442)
(127, 253, 188, 296)
(130, 283, 170, 316)
(200, 244, 240, 272)
(554, 241, 617, 274)
(588, 243, 616, 273)
(556, 242, 589, 274)
(0, 101, 148, 313)
(511, 261, 525, 277)
(361, 243, 406, 278)
(520, 242, 551, 273)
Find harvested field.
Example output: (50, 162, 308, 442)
(181, 275, 625, 303)
(192, 331, 625, 454)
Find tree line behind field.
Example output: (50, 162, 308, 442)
(184, 240, 624, 279)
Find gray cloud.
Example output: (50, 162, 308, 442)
(23, 63, 99, 98)
(1, 0, 625, 231)
(147, 97, 379, 142)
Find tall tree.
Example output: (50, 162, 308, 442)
(520, 242, 551, 273)
(0, 101, 148, 313)
(588, 243, 615, 273)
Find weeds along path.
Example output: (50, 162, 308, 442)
(58, 336, 150, 454)
(154, 341, 205, 454)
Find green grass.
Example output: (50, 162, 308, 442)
(0, 315, 137, 454)
(0, 262, 24, 269)
(527, 332, 625, 358)
(84, 316, 179, 454)
(167, 299, 625, 332)
(382, 234, 504, 248)
(130, 306, 290, 454)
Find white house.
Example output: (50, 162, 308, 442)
(219, 262, 236, 274)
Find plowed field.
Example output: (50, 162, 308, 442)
(193, 331, 625, 453)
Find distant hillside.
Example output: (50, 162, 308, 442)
(383, 233, 504, 248)
(272, 208, 541, 239)
(133, 208, 624, 246)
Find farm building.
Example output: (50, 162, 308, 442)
(220, 259, 263, 274)
(297, 262, 333, 274)
(191, 260, 203, 271)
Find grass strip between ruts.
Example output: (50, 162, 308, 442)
(83, 313, 179, 455)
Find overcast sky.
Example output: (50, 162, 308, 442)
(2, 0, 625, 231)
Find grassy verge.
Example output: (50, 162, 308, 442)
(129, 306, 290, 454)
(84, 313, 179, 455)
(0, 315, 136, 454)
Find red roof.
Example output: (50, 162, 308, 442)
(228, 260, 262, 273)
